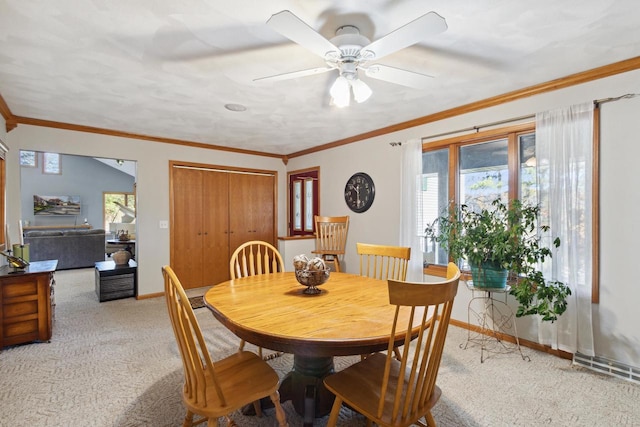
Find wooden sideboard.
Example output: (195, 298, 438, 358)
(0, 260, 58, 349)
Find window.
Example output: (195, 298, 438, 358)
(20, 150, 37, 167)
(42, 152, 61, 174)
(104, 192, 136, 231)
(459, 138, 509, 210)
(421, 148, 449, 266)
(519, 133, 537, 205)
(288, 167, 319, 236)
(422, 124, 536, 274)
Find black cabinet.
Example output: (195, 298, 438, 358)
(95, 260, 137, 302)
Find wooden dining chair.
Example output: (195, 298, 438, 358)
(312, 215, 349, 272)
(229, 240, 284, 359)
(356, 242, 411, 360)
(161, 265, 288, 427)
(229, 240, 284, 280)
(357, 242, 411, 282)
(324, 263, 461, 427)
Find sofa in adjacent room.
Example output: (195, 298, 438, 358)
(23, 229, 106, 270)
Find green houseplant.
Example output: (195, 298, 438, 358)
(429, 198, 571, 322)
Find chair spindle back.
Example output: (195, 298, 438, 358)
(162, 265, 225, 409)
(230, 240, 284, 279)
(357, 242, 411, 281)
(379, 263, 460, 423)
(312, 215, 349, 272)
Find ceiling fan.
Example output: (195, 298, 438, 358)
(255, 10, 447, 107)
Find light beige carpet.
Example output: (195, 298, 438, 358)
(1, 268, 638, 426)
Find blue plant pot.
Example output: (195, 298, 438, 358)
(470, 263, 508, 289)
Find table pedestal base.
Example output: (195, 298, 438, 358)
(248, 354, 336, 425)
(280, 355, 336, 426)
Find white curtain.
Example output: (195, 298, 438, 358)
(399, 139, 424, 282)
(535, 102, 595, 356)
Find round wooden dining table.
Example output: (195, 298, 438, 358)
(204, 271, 421, 424)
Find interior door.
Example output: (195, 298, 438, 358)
(171, 167, 204, 288)
(251, 173, 276, 243)
(171, 163, 277, 289)
(228, 173, 276, 251)
(201, 170, 230, 286)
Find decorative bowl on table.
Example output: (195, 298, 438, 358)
(293, 254, 329, 295)
(294, 268, 330, 295)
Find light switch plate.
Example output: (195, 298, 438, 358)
(159, 220, 169, 229)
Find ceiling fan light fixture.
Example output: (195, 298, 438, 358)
(261, 10, 448, 107)
(351, 78, 372, 103)
(330, 75, 350, 108)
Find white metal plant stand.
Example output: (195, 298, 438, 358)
(461, 281, 530, 363)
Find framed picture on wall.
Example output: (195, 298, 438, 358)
(34, 195, 81, 216)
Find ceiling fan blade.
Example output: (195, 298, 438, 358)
(267, 10, 340, 59)
(362, 12, 447, 61)
(364, 64, 434, 89)
(254, 66, 334, 82)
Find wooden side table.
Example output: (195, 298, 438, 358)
(95, 260, 137, 302)
(0, 260, 58, 349)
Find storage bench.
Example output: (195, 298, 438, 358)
(95, 260, 137, 302)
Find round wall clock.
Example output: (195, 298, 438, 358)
(344, 172, 375, 213)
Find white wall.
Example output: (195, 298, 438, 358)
(597, 94, 640, 365)
(287, 69, 640, 367)
(4, 126, 288, 296)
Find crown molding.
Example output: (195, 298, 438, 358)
(11, 116, 284, 160)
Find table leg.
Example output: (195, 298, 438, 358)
(279, 354, 336, 425)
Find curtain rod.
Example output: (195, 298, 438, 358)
(397, 92, 640, 146)
(420, 114, 535, 142)
(593, 93, 639, 106)
(418, 93, 639, 143)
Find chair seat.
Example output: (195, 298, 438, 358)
(187, 351, 281, 418)
(324, 353, 441, 426)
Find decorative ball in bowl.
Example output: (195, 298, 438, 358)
(294, 268, 330, 295)
(292, 254, 329, 295)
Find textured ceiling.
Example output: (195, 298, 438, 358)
(1, 0, 639, 156)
